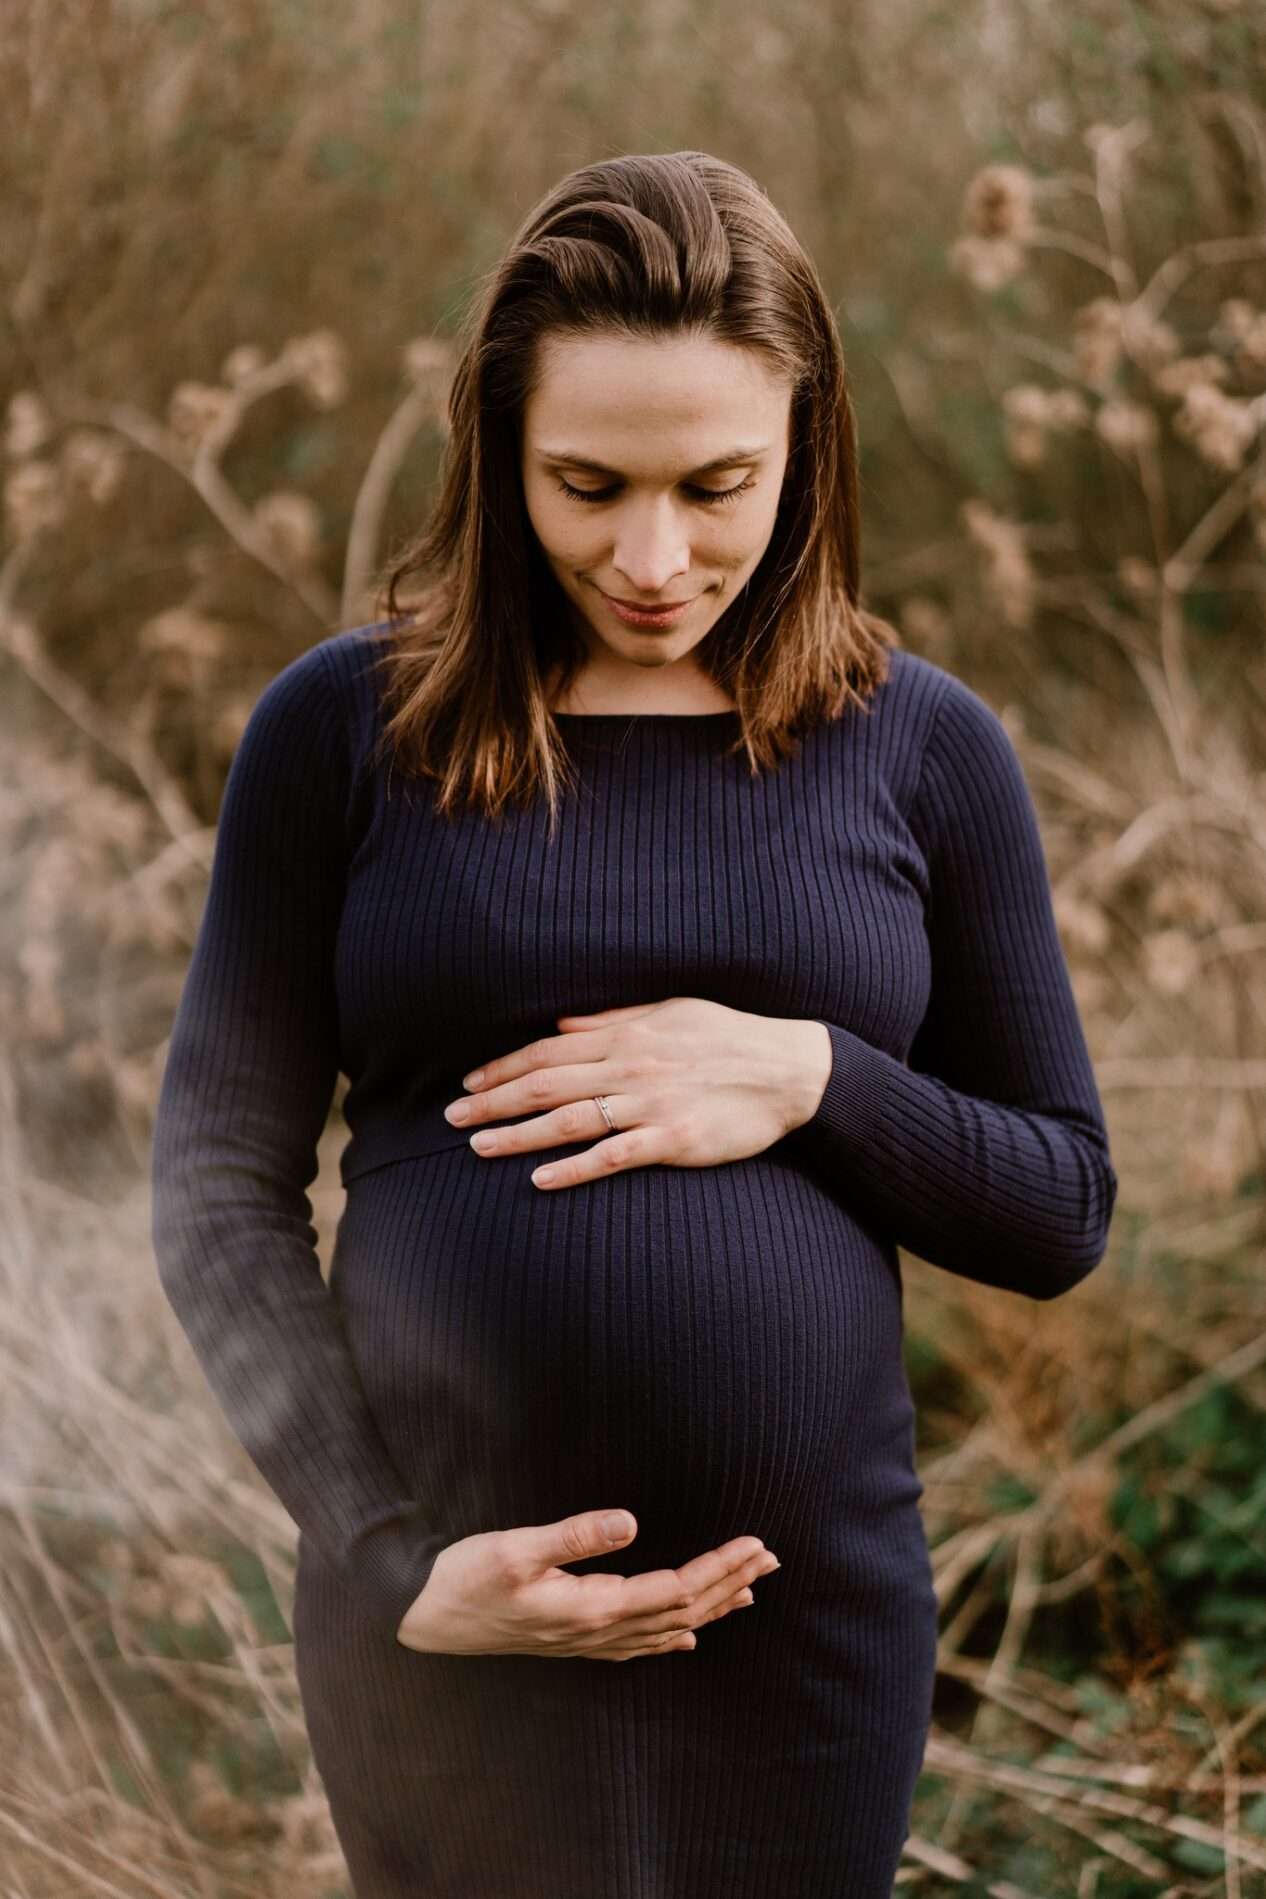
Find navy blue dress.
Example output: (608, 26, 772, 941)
(151, 622, 1116, 1897)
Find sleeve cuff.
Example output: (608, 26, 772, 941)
(342, 1506, 451, 1642)
(804, 1019, 903, 1154)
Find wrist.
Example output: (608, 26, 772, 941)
(780, 1018, 834, 1133)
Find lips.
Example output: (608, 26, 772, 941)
(597, 587, 701, 627)
(602, 590, 696, 609)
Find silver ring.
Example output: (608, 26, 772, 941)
(593, 1095, 617, 1132)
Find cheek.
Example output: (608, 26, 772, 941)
(733, 503, 781, 570)
(526, 494, 589, 567)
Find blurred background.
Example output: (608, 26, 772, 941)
(3, 0, 1266, 1892)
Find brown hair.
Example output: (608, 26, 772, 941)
(365, 149, 899, 832)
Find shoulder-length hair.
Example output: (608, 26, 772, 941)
(365, 149, 899, 833)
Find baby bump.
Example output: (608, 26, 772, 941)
(328, 1144, 921, 1574)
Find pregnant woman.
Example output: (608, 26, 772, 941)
(150, 150, 1118, 1897)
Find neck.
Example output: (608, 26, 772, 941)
(546, 665, 736, 717)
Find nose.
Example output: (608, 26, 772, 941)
(611, 497, 692, 595)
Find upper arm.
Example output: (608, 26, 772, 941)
(906, 673, 1111, 1150)
(154, 641, 353, 1190)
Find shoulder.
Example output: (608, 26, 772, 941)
(810, 645, 973, 803)
(236, 621, 394, 768)
(892, 653, 1045, 860)
(307, 619, 396, 695)
(858, 646, 1023, 785)
(880, 645, 1009, 744)
(254, 620, 391, 714)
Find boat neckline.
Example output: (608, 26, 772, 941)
(552, 708, 740, 721)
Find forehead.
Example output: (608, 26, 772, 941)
(523, 331, 791, 467)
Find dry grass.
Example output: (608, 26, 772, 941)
(2, 0, 1265, 1892)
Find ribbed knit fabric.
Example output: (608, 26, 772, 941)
(150, 621, 1117, 1898)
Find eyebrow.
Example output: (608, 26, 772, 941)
(536, 444, 771, 477)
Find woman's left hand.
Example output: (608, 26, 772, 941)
(443, 997, 832, 1190)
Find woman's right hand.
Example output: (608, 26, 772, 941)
(395, 1510, 780, 1660)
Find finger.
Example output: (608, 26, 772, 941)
(531, 1126, 663, 1190)
(555, 1004, 661, 1026)
(465, 1094, 625, 1157)
(601, 1586, 756, 1652)
(589, 1577, 763, 1662)
(561, 1537, 772, 1627)
(573, 1623, 698, 1662)
(607, 1550, 778, 1643)
(460, 1032, 609, 1095)
(601, 1631, 697, 1661)
(450, 1062, 613, 1130)
(570, 1562, 774, 1660)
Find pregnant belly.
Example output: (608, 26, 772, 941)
(329, 1143, 926, 1591)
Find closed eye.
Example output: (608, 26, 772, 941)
(554, 475, 756, 509)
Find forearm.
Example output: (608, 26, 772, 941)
(783, 1018, 1117, 1301)
(152, 1079, 448, 1637)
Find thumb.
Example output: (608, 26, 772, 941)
(531, 1509, 637, 1570)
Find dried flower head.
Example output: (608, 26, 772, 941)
(1151, 353, 1231, 399)
(900, 594, 953, 653)
(167, 380, 236, 450)
(403, 336, 455, 382)
(282, 328, 348, 408)
(1146, 872, 1228, 929)
(1117, 555, 1157, 598)
(961, 163, 1037, 243)
(1054, 891, 1112, 956)
(403, 335, 455, 433)
(1183, 1093, 1253, 1198)
(1047, 389, 1091, 430)
(138, 606, 229, 678)
(949, 234, 1026, 293)
(253, 489, 322, 568)
(959, 498, 1036, 628)
(221, 342, 269, 385)
(1073, 299, 1125, 389)
(5, 390, 53, 460)
(1000, 384, 1090, 467)
(60, 430, 126, 506)
(1217, 296, 1266, 373)
(4, 459, 66, 543)
(1172, 382, 1259, 471)
(1002, 385, 1053, 468)
(1095, 399, 1160, 456)
(1141, 927, 1201, 997)
(1120, 305, 1181, 372)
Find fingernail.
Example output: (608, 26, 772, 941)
(463, 1070, 484, 1089)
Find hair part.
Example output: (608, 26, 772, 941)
(364, 150, 900, 835)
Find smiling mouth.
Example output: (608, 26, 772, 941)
(601, 589, 698, 609)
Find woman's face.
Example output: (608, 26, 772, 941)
(519, 330, 794, 690)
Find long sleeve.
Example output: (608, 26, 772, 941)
(150, 643, 449, 1638)
(796, 671, 1118, 1300)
